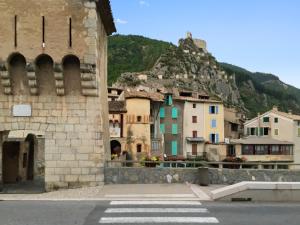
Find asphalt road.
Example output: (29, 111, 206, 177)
(0, 200, 300, 225)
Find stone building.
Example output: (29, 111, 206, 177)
(0, 0, 115, 191)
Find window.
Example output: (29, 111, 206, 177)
(274, 117, 278, 123)
(159, 108, 165, 118)
(160, 124, 165, 134)
(193, 104, 196, 108)
(137, 144, 142, 153)
(192, 131, 197, 138)
(255, 145, 268, 155)
(211, 119, 217, 128)
(69, 17, 72, 48)
(263, 127, 269, 136)
(192, 144, 197, 155)
(210, 133, 219, 144)
(242, 145, 254, 155)
(165, 95, 173, 105)
(274, 129, 279, 136)
(192, 116, 197, 123)
(42, 16, 45, 45)
(231, 123, 238, 132)
(137, 116, 142, 122)
(172, 124, 178, 134)
(250, 128, 256, 135)
(227, 145, 236, 157)
(209, 106, 219, 114)
(271, 145, 280, 155)
(263, 117, 270, 123)
(172, 107, 178, 119)
(171, 141, 177, 156)
(298, 121, 300, 126)
(14, 15, 18, 47)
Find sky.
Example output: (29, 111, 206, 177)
(110, 0, 300, 88)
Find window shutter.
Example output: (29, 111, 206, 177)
(172, 107, 178, 119)
(216, 106, 219, 114)
(209, 106, 212, 114)
(247, 128, 250, 135)
(216, 134, 219, 143)
(209, 134, 213, 143)
(160, 124, 165, 134)
(259, 127, 263, 136)
(160, 108, 165, 118)
(172, 124, 178, 134)
(171, 141, 178, 156)
(255, 127, 258, 136)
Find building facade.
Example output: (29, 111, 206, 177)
(0, 0, 115, 191)
(242, 106, 300, 167)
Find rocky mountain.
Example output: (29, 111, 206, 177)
(108, 34, 300, 118)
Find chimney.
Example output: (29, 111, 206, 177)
(288, 109, 293, 115)
(272, 106, 278, 111)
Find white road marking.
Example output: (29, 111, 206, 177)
(99, 217, 219, 223)
(105, 194, 195, 198)
(110, 200, 202, 205)
(105, 208, 209, 213)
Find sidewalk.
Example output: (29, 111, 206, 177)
(0, 183, 225, 201)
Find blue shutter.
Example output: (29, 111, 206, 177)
(172, 124, 178, 134)
(216, 134, 219, 143)
(211, 119, 217, 128)
(168, 95, 173, 105)
(209, 106, 212, 114)
(172, 141, 178, 156)
(216, 106, 219, 114)
(159, 108, 165, 118)
(209, 134, 213, 143)
(160, 124, 165, 134)
(172, 107, 178, 118)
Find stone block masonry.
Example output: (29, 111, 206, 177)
(0, 0, 115, 191)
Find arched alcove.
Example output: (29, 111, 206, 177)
(35, 54, 55, 95)
(62, 54, 81, 95)
(7, 52, 29, 95)
(110, 140, 122, 156)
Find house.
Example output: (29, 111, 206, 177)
(224, 107, 245, 139)
(245, 106, 300, 167)
(0, 0, 115, 191)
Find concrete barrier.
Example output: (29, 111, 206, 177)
(211, 182, 300, 202)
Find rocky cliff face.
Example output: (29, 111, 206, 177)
(116, 37, 245, 110)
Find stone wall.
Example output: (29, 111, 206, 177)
(104, 167, 200, 184)
(208, 168, 300, 184)
(104, 167, 300, 185)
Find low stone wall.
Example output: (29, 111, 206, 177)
(209, 168, 300, 185)
(104, 167, 199, 184)
(105, 167, 300, 185)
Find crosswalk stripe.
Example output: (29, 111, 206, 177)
(110, 200, 202, 205)
(105, 208, 209, 213)
(99, 217, 219, 224)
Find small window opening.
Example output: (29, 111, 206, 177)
(69, 17, 72, 48)
(137, 116, 142, 122)
(137, 144, 142, 153)
(42, 16, 45, 47)
(14, 15, 18, 47)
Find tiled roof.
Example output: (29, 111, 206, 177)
(108, 101, 127, 113)
(272, 110, 300, 121)
(124, 90, 164, 102)
(174, 96, 222, 103)
(231, 137, 293, 145)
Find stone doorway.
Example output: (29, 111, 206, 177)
(0, 132, 45, 193)
(2, 142, 20, 183)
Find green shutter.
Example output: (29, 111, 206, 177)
(172, 141, 178, 156)
(172, 107, 178, 119)
(159, 108, 165, 118)
(172, 124, 178, 134)
(168, 95, 173, 105)
(255, 127, 258, 136)
(259, 128, 263, 136)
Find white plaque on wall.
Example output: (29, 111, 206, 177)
(12, 104, 32, 117)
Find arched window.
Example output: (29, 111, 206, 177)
(7, 52, 29, 95)
(62, 55, 81, 95)
(35, 54, 55, 95)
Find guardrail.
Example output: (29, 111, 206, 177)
(105, 160, 300, 170)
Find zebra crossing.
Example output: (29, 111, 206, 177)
(99, 200, 219, 224)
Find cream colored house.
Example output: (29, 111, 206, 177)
(241, 106, 300, 167)
(177, 92, 224, 158)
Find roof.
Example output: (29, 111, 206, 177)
(231, 137, 293, 145)
(174, 96, 222, 104)
(245, 108, 300, 125)
(97, 0, 116, 35)
(108, 101, 127, 113)
(124, 90, 164, 102)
